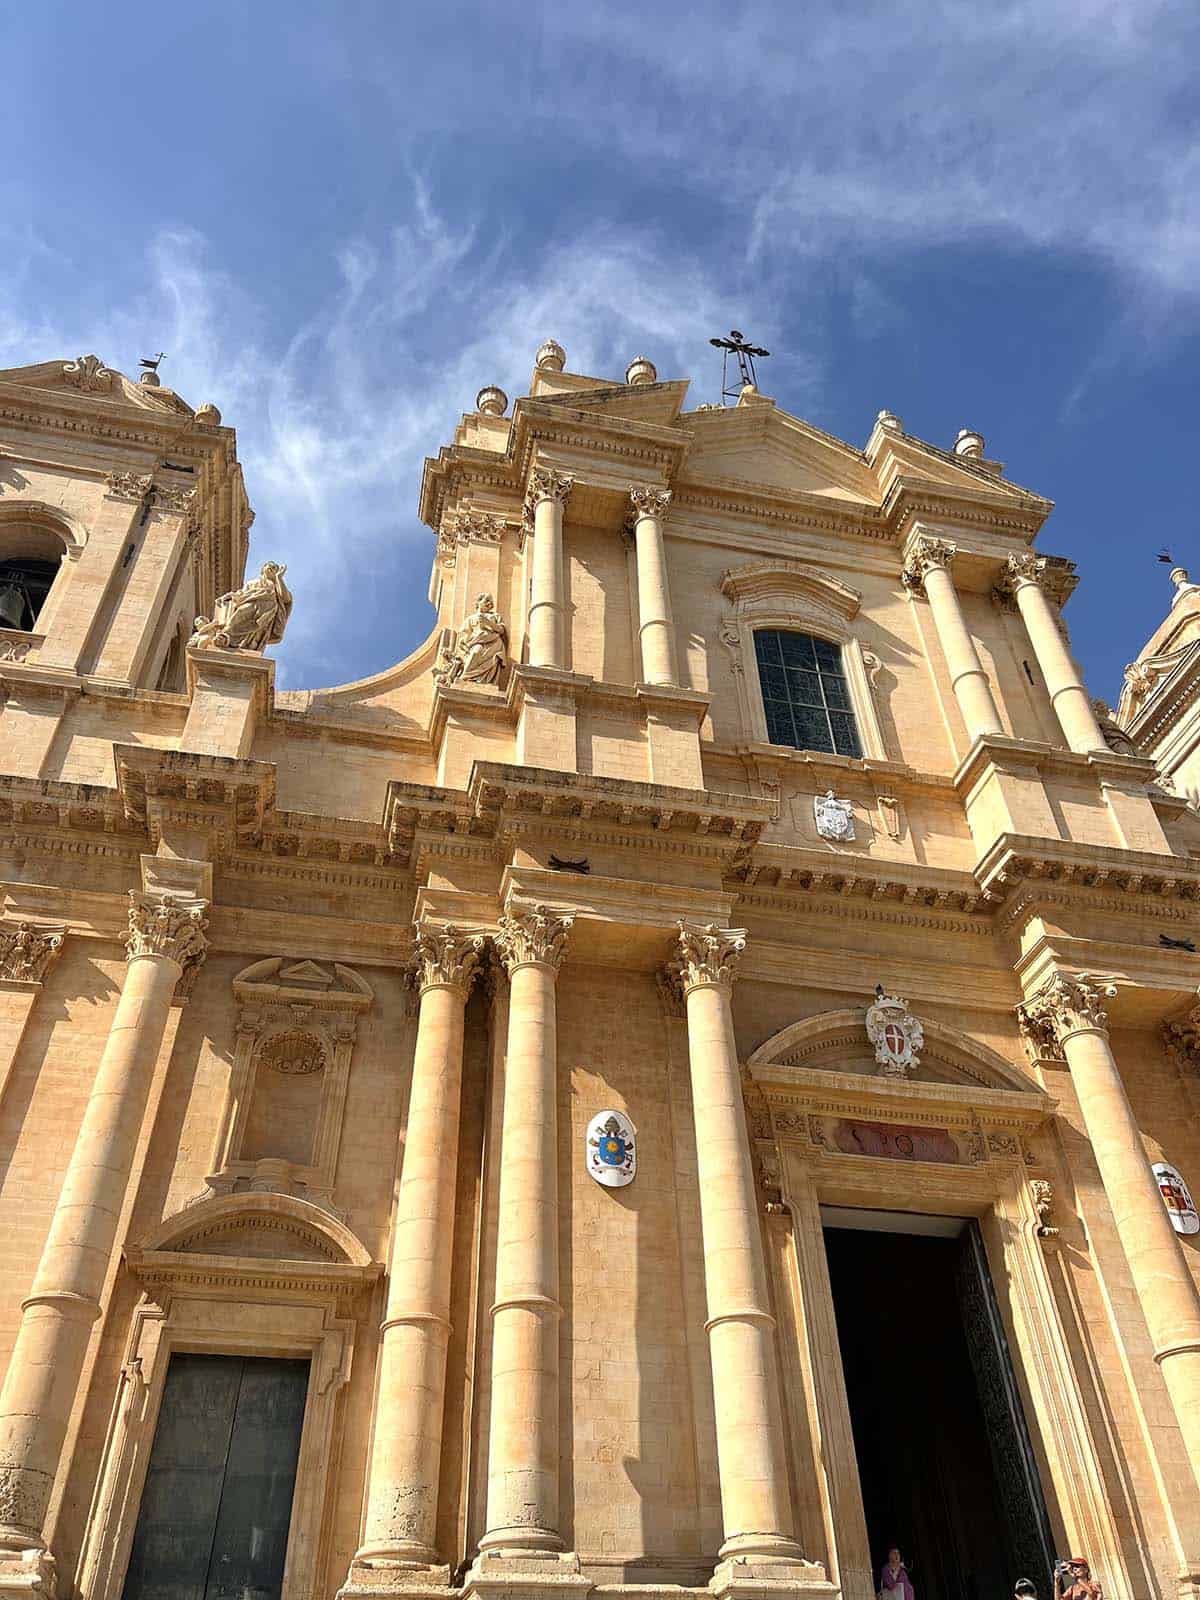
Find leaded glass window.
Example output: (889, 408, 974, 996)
(753, 629, 862, 757)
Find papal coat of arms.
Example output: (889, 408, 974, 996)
(864, 986, 924, 1077)
(814, 789, 855, 842)
(586, 1109, 637, 1188)
(1153, 1161, 1200, 1235)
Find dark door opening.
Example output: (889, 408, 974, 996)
(122, 1353, 309, 1600)
(824, 1219, 1055, 1600)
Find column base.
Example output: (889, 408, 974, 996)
(337, 1556, 453, 1598)
(709, 1553, 834, 1600)
(462, 1547, 591, 1600)
(0, 1549, 57, 1599)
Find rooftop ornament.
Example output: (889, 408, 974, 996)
(709, 329, 770, 406)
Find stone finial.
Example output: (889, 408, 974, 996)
(535, 338, 566, 373)
(194, 402, 222, 425)
(139, 368, 161, 388)
(954, 428, 986, 459)
(62, 354, 113, 393)
(475, 385, 508, 417)
(1169, 567, 1200, 606)
(876, 409, 903, 432)
(625, 356, 657, 387)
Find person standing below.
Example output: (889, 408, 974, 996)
(1055, 1558, 1102, 1600)
(879, 1547, 915, 1600)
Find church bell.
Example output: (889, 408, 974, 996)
(0, 582, 26, 630)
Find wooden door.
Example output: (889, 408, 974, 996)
(122, 1354, 309, 1600)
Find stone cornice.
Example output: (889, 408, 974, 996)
(976, 832, 1200, 908)
(114, 745, 277, 855)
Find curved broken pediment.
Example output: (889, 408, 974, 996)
(720, 561, 861, 623)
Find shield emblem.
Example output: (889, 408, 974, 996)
(1153, 1161, 1200, 1234)
(586, 1109, 637, 1189)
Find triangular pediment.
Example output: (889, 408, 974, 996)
(0, 355, 195, 415)
(528, 380, 690, 429)
(682, 405, 879, 505)
(279, 959, 335, 988)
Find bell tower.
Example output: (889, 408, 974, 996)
(0, 353, 252, 777)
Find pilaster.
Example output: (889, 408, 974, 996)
(181, 645, 275, 759)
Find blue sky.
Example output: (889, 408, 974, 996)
(6, 1, 1200, 697)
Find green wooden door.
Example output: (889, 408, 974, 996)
(122, 1354, 309, 1600)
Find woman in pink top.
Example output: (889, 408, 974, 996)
(879, 1548, 914, 1600)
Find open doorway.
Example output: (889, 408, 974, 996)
(823, 1213, 1055, 1600)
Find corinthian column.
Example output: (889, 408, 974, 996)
(0, 893, 207, 1557)
(478, 904, 573, 1559)
(355, 924, 486, 1576)
(1020, 974, 1200, 1483)
(525, 468, 573, 670)
(902, 535, 1004, 742)
(1000, 553, 1105, 754)
(670, 923, 809, 1571)
(628, 485, 678, 686)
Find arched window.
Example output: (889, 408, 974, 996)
(0, 556, 60, 631)
(754, 629, 862, 757)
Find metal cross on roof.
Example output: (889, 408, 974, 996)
(709, 329, 771, 405)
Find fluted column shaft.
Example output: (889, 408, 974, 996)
(904, 537, 1003, 742)
(629, 486, 678, 686)
(357, 926, 485, 1570)
(0, 894, 206, 1553)
(1004, 555, 1105, 753)
(672, 924, 805, 1564)
(1023, 976, 1200, 1485)
(526, 469, 572, 670)
(480, 906, 573, 1555)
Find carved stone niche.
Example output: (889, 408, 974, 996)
(206, 957, 373, 1211)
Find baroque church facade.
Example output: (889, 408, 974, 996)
(0, 342, 1198, 1600)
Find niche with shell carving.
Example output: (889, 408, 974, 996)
(208, 958, 373, 1208)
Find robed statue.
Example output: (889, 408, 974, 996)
(433, 593, 507, 686)
(190, 561, 293, 653)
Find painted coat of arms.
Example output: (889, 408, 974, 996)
(1153, 1161, 1200, 1235)
(864, 986, 924, 1078)
(814, 790, 855, 842)
(586, 1109, 637, 1188)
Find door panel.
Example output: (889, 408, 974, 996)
(123, 1356, 309, 1600)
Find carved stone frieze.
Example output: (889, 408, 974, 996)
(106, 470, 153, 501)
(126, 892, 209, 973)
(900, 535, 956, 594)
(410, 922, 488, 994)
(495, 903, 574, 974)
(666, 921, 747, 995)
(1017, 971, 1117, 1057)
(0, 920, 66, 984)
(62, 353, 113, 392)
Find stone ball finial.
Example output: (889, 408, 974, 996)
(535, 338, 566, 372)
(194, 402, 222, 425)
(625, 356, 657, 387)
(876, 409, 902, 432)
(475, 385, 508, 417)
(955, 428, 986, 459)
(139, 369, 161, 388)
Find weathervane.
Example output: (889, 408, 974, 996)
(709, 329, 770, 405)
(139, 352, 166, 384)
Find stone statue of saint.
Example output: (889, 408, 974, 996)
(190, 561, 293, 653)
(434, 593, 508, 686)
(1091, 699, 1138, 756)
(879, 1549, 914, 1600)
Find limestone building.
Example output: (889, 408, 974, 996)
(0, 342, 1198, 1600)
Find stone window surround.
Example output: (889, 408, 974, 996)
(0, 502, 86, 657)
(719, 561, 888, 761)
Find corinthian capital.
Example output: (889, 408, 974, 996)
(126, 892, 209, 974)
(0, 921, 66, 984)
(900, 535, 957, 594)
(496, 903, 574, 974)
(1017, 971, 1117, 1053)
(525, 467, 574, 513)
(411, 922, 487, 994)
(668, 921, 747, 994)
(629, 485, 671, 521)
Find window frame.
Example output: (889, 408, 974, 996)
(719, 562, 887, 761)
(752, 625, 866, 759)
